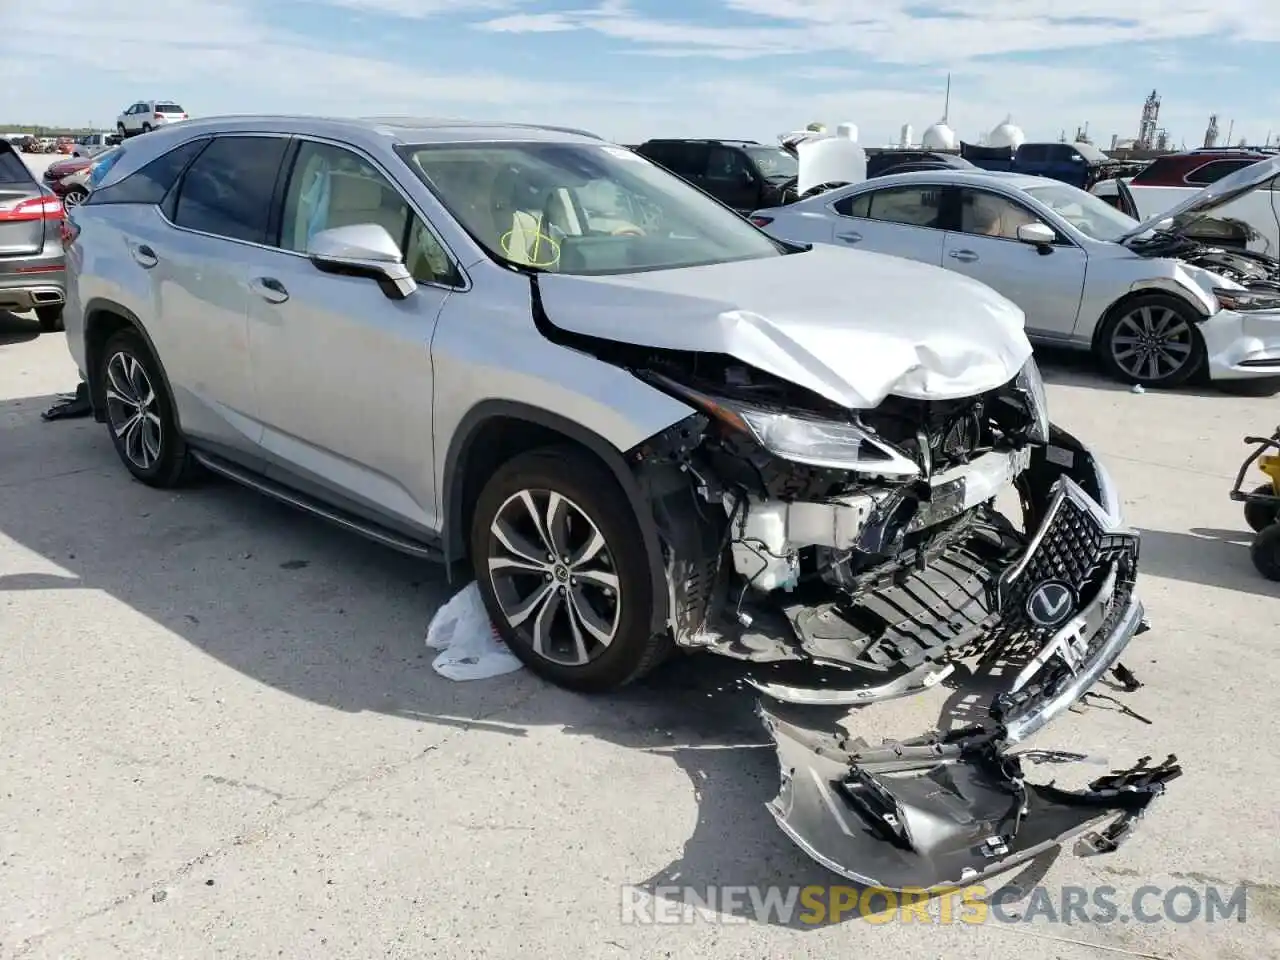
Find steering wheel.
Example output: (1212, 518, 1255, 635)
(611, 225, 645, 237)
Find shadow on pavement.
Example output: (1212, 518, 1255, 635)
(0, 309, 41, 346)
(1138, 527, 1277, 598)
(0, 388, 1185, 928)
(1031, 344, 1280, 398)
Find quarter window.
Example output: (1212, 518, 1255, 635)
(88, 138, 207, 206)
(280, 140, 459, 286)
(171, 135, 288, 244)
(1185, 159, 1259, 185)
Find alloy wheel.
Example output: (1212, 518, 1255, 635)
(487, 488, 621, 667)
(104, 351, 163, 470)
(1110, 304, 1194, 383)
(63, 189, 86, 207)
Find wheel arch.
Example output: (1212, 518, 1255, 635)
(1091, 281, 1212, 354)
(83, 298, 177, 425)
(442, 400, 672, 635)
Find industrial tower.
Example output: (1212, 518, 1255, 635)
(1204, 114, 1219, 149)
(1138, 90, 1160, 149)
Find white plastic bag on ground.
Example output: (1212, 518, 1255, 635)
(424, 581, 525, 681)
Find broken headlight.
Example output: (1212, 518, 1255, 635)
(1014, 357, 1050, 444)
(733, 408, 919, 476)
(1213, 286, 1280, 311)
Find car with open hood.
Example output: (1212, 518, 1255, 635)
(752, 162, 1280, 388)
(60, 115, 1179, 889)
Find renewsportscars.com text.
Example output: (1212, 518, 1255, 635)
(620, 883, 1250, 926)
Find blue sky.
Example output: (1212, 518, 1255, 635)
(7, 0, 1280, 147)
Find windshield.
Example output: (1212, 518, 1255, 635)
(743, 145, 799, 180)
(400, 141, 783, 275)
(1072, 141, 1109, 164)
(1023, 182, 1138, 242)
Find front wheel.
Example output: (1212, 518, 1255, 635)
(116, 123, 126, 137)
(62, 186, 88, 208)
(1251, 523, 1280, 581)
(469, 446, 671, 692)
(98, 329, 195, 487)
(1096, 294, 1206, 388)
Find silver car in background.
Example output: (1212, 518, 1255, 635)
(753, 165, 1280, 388)
(61, 115, 1179, 889)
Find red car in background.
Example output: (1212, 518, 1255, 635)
(41, 155, 93, 202)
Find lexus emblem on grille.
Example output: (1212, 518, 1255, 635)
(1025, 580, 1077, 628)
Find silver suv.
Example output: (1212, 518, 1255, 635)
(62, 116, 1177, 888)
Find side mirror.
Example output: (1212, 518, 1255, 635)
(1016, 222, 1057, 248)
(307, 224, 416, 300)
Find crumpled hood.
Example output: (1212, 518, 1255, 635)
(1120, 154, 1280, 243)
(535, 245, 1032, 409)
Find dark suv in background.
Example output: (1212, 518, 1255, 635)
(632, 138, 798, 213)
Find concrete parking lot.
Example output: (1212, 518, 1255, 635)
(2, 153, 1279, 959)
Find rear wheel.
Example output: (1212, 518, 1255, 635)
(98, 329, 195, 488)
(469, 445, 670, 692)
(1251, 523, 1280, 581)
(141, 123, 152, 134)
(1096, 293, 1206, 388)
(35, 305, 63, 332)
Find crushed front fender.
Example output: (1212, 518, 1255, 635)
(759, 702, 1180, 891)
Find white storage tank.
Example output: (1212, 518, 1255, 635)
(921, 120, 957, 150)
(988, 115, 1025, 149)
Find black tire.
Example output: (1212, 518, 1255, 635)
(62, 186, 88, 208)
(35, 305, 64, 332)
(1251, 523, 1280, 581)
(469, 445, 671, 692)
(1244, 484, 1280, 533)
(141, 123, 152, 134)
(1096, 293, 1206, 388)
(98, 328, 195, 488)
(116, 123, 126, 138)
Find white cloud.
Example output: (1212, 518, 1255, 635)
(2, 0, 1276, 147)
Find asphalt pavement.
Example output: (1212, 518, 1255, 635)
(2, 152, 1279, 959)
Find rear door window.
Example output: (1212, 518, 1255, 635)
(0, 144, 34, 184)
(171, 135, 289, 244)
(839, 185, 942, 228)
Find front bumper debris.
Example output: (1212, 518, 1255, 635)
(760, 705, 1180, 890)
(753, 440, 1180, 887)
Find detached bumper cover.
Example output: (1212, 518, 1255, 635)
(760, 707, 1180, 890)
(757, 444, 1180, 888)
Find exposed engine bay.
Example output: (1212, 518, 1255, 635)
(1132, 230, 1280, 294)
(617, 351, 1180, 888)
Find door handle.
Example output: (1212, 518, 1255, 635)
(949, 249, 979, 263)
(835, 231, 863, 243)
(130, 243, 157, 268)
(249, 277, 289, 304)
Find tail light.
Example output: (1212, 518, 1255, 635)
(749, 215, 774, 227)
(0, 195, 65, 223)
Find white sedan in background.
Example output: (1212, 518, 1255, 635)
(751, 166, 1280, 389)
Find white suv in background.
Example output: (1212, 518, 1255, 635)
(116, 101, 188, 138)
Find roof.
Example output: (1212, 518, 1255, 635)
(861, 168, 1049, 190)
(130, 114, 607, 145)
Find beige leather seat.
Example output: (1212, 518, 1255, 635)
(326, 172, 409, 245)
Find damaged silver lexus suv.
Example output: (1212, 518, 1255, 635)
(62, 116, 1179, 889)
